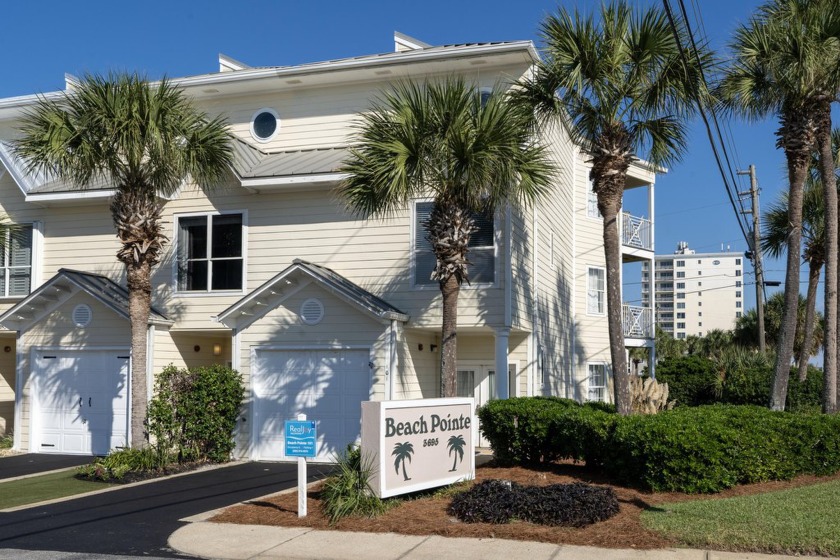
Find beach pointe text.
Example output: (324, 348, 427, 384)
(384, 413, 471, 437)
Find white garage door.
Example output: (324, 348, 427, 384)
(252, 348, 370, 462)
(34, 350, 129, 455)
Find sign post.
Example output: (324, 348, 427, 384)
(284, 414, 317, 517)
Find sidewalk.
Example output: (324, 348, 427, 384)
(169, 521, 826, 560)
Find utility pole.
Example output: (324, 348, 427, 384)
(738, 164, 765, 353)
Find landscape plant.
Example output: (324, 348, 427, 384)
(448, 479, 619, 527)
(147, 364, 245, 463)
(321, 444, 390, 524)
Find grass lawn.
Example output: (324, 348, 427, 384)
(0, 469, 115, 510)
(641, 478, 840, 556)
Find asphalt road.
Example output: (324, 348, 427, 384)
(0, 461, 332, 558)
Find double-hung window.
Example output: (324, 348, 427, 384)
(587, 267, 606, 315)
(587, 363, 608, 402)
(0, 225, 33, 297)
(413, 201, 495, 286)
(177, 213, 244, 292)
(587, 180, 601, 218)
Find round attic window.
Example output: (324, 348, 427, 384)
(300, 298, 324, 325)
(73, 304, 92, 328)
(250, 108, 279, 143)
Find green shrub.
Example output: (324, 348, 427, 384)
(147, 364, 245, 463)
(0, 433, 12, 449)
(654, 356, 718, 406)
(477, 397, 613, 465)
(77, 448, 168, 481)
(480, 397, 840, 493)
(321, 444, 389, 524)
(448, 479, 619, 526)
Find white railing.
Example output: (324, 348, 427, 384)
(621, 212, 653, 251)
(622, 304, 653, 338)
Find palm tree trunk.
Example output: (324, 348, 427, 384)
(814, 105, 838, 413)
(440, 274, 459, 398)
(127, 261, 152, 448)
(771, 113, 815, 411)
(602, 200, 629, 415)
(797, 260, 821, 383)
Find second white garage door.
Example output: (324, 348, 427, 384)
(252, 348, 371, 462)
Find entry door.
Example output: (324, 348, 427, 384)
(456, 365, 495, 447)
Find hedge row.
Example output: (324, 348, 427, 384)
(477, 398, 840, 493)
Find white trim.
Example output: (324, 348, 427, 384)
(504, 203, 512, 328)
(586, 266, 607, 316)
(31, 221, 44, 291)
(25, 190, 114, 203)
(249, 108, 280, 143)
(12, 332, 23, 451)
(586, 361, 610, 403)
(172, 209, 248, 296)
(239, 173, 346, 188)
(169, 42, 539, 90)
(388, 319, 397, 401)
(146, 324, 155, 403)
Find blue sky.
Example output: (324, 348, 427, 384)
(0, 0, 808, 313)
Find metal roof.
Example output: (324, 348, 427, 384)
(0, 268, 171, 330)
(230, 138, 348, 179)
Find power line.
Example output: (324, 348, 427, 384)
(661, 0, 753, 250)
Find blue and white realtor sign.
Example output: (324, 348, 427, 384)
(284, 420, 317, 458)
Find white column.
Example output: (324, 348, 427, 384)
(495, 328, 510, 399)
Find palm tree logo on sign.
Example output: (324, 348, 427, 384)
(447, 435, 466, 472)
(392, 441, 414, 481)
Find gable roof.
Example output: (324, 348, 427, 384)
(215, 259, 407, 328)
(0, 268, 172, 331)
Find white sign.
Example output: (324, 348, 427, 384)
(361, 398, 475, 498)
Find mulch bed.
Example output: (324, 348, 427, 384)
(210, 460, 840, 550)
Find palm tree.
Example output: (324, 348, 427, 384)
(13, 74, 232, 447)
(392, 441, 414, 481)
(733, 292, 823, 362)
(762, 178, 825, 384)
(340, 79, 555, 397)
(447, 434, 466, 472)
(515, 2, 709, 414)
(719, 0, 840, 411)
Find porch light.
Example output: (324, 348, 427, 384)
(213, 343, 222, 356)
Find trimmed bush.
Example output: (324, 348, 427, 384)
(448, 479, 619, 527)
(147, 364, 245, 463)
(77, 448, 169, 481)
(480, 397, 840, 493)
(477, 397, 615, 465)
(654, 355, 718, 406)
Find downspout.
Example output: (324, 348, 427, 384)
(146, 325, 155, 403)
(532, 199, 540, 396)
(389, 319, 397, 400)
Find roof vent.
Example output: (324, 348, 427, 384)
(300, 298, 324, 325)
(73, 304, 92, 328)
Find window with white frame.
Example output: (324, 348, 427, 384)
(587, 267, 606, 315)
(414, 201, 494, 286)
(677, 302, 686, 309)
(587, 180, 600, 218)
(0, 225, 33, 297)
(177, 213, 244, 292)
(587, 363, 608, 402)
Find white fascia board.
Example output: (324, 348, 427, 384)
(175, 42, 537, 90)
(239, 173, 346, 189)
(25, 189, 114, 203)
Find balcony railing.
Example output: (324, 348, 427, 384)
(622, 212, 652, 251)
(622, 304, 653, 338)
